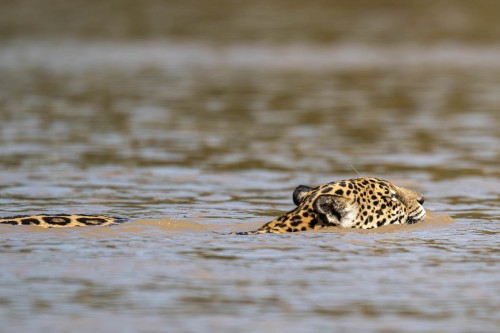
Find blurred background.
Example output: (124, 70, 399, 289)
(0, 0, 498, 219)
(2, 0, 500, 44)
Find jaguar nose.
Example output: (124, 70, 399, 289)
(417, 196, 425, 205)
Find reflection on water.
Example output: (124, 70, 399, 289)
(0, 1, 499, 332)
(1, 43, 498, 176)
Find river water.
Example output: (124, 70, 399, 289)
(1, 1, 499, 333)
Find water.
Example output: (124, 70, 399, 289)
(1, 1, 499, 333)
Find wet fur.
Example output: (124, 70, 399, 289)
(231, 177, 425, 235)
(0, 214, 126, 228)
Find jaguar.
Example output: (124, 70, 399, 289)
(0, 177, 425, 232)
(231, 177, 425, 234)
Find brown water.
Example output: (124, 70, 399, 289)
(1, 1, 499, 333)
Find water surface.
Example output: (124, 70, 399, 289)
(0, 1, 499, 333)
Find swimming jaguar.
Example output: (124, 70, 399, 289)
(0, 177, 425, 232)
(231, 177, 425, 234)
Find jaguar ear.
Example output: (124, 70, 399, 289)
(293, 185, 313, 206)
(313, 195, 355, 227)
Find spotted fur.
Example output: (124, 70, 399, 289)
(0, 214, 126, 228)
(231, 177, 425, 235)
